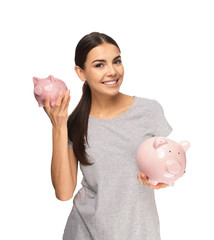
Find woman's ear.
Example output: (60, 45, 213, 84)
(74, 66, 87, 83)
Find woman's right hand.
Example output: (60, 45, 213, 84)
(43, 90, 70, 129)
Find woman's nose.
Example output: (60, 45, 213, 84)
(106, 64, 116, 76)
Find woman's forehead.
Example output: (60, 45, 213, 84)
(87, 43, 120, 61)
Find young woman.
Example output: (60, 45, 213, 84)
(43, 32, 172, 240)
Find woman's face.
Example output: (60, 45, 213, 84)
(78, 42, 124, 97)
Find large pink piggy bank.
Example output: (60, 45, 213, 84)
(136, 137, 190, 186)
(33, 75, 68, 107)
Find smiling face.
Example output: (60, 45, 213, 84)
(75, 42, 124, 98)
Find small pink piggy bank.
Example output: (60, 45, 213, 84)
(33, 75, 68, 107)
(136, 137, 190, 186)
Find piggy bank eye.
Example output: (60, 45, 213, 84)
(169, 151, 171, 153)
(178, 152, 180, 154)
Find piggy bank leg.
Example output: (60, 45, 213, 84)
(148, 179, 158, 186)
(39, 103, 44, 107)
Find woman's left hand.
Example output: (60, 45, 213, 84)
(137, 172, 168, 190)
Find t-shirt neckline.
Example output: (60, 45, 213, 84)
(89, 96, 138, 121)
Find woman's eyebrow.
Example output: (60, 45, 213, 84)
(91, 55, 121, 64)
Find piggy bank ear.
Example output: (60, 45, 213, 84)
(153, 137, 168, 149)
(48, 75, 54, 83)
(33, 77, 38, 85)
(178, 141, 190, 152)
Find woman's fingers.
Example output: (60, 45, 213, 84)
(148, 183, 168, 190)
(60, 90, 70, 110)
(64, 93, 71, 110)
(140, 172, 149, 185)
(137, 173, 143, 184)
(43, 95, 51, 113)
(137, 172, 149, 186)
(54, 91, 64, 109)
(53, 90, 70, 111)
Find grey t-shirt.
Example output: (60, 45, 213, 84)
(63, 96, 172, 240)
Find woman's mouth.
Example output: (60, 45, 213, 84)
(101, 79, 119, 87)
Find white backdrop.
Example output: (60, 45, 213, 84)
(1, 0, 213, 239)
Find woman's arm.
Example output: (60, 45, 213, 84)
(51, 126, 75, 200)
(43, 90, 75, 200)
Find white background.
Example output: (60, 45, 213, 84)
(0, 0, 213, 239)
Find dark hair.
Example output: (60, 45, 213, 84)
(67, 32, 121, 166)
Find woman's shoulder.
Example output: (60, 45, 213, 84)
(122, 94, 158, 105)
(121, 94, 163, 115)
(135, 96, 161, 108)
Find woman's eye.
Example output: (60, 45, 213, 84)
(95, 60, 121, 68)
(95, 63, 104, 68)
(114, 59, 122, 64)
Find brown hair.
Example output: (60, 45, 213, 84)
(67, 32, 121, 166)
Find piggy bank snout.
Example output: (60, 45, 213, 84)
(166, 160, 182, 175)
(34, 86, 43, 96)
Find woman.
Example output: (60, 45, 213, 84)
(43, 32, 172, 240)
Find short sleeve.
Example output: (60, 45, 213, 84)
(152, 100, 173, 137)
(68, 137, 73, 149)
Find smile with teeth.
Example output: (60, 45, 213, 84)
(102, 79, 119, 85)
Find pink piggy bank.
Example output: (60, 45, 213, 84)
(136, 136, 190, 186)
(33, 75, 68, 107)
